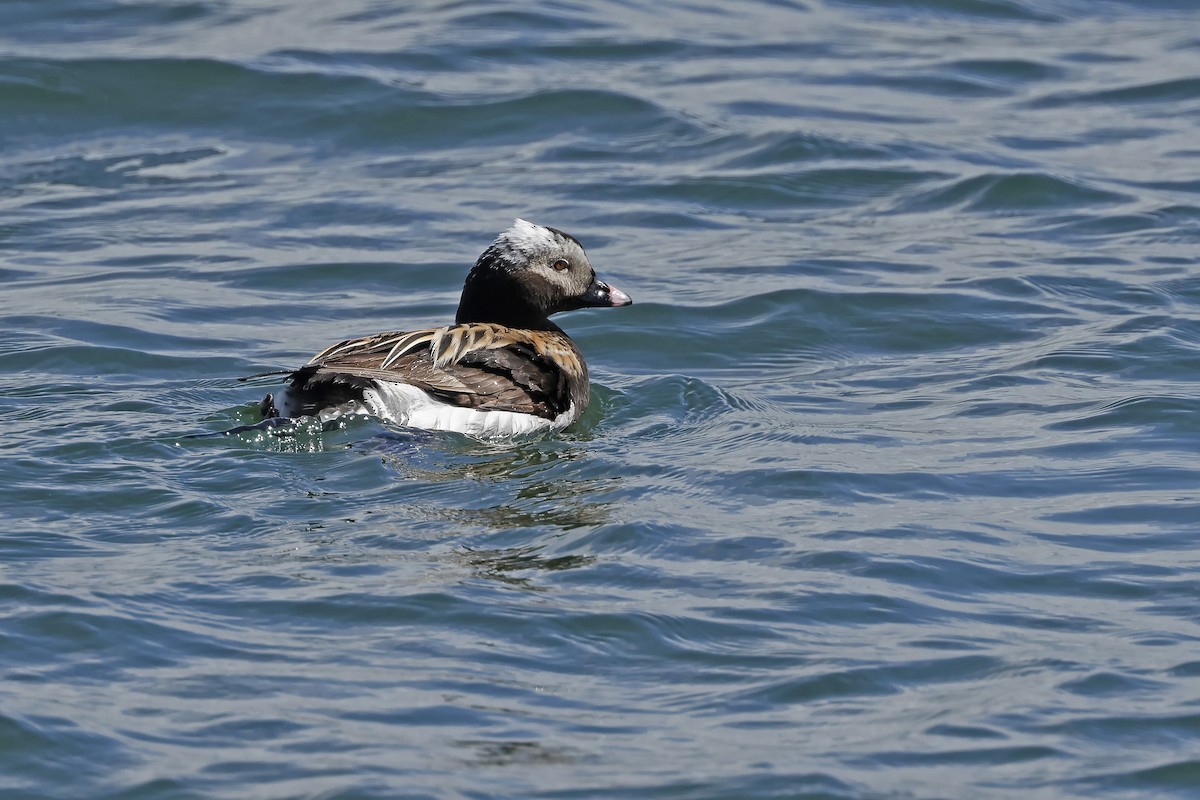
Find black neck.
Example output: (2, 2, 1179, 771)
(455, 268, 563, 332)
(456, 291, 564, 332)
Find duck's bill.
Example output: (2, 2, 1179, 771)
(580, 277, 633, 308)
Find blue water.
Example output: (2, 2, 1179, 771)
(4, 1, 1200, 798)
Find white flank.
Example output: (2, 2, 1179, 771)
(362, 382, 575, 438)
(274, 377, 577, 438)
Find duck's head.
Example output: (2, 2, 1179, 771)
(456, 219, 632, 329)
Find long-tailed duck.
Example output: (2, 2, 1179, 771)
(258, 219, 632, 437)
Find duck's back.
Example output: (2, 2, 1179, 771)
(262, 323, 589, 436)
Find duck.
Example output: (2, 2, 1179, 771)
(257, 219, 632, 437)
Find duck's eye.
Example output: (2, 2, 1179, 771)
(552, 259, 570, 271)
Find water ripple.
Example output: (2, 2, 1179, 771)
(4, 1, 1200, 798)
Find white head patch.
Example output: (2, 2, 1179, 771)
(493, 218, 561, 260)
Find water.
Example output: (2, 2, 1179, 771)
(3, 1, 1200, 797)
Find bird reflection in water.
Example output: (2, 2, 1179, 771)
(368, 427, 615, 589)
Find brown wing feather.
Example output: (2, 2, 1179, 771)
(287, 323, 586, 419)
